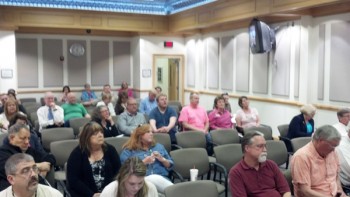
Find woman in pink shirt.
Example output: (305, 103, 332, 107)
(118, 82, 134, 98)
(235, 96, 260, 129)
(208, 96, 233, 130)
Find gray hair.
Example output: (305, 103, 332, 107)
(5, 153, 34, 175)
(312, 125, 341, 142)
(241, 131, 264, 153)
(300, 104, 316, 116)
(8, 123, 29, 137)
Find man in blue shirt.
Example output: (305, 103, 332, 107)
(149, 93, 177, 144)
(81, 83, 98, 107)
(139, 90, 158, 115)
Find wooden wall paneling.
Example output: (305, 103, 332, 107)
(91, 40, 109, 86)
(16, 38, 39, 88)
(329, 21, 350, 102)
(207, 37, 219, 89)
(42, 39, 63, 87)
(67, 40, 87, 87)
(220, 36, 234, 91)
(235, 33, 250, 92)
(113, 41, 131, 86)
(252, 53, 268, 94)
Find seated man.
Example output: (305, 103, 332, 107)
(37, 92, 64, 132)
(149, 93, 177, 144)
(0, 124, 56, 190)
(229, 131, 291, 197)
(139, 90, 157, 115)
(0, 153, 62, 196)
(80, 83, 98, 107)
(117, 98, 146, 136)
(291, 125, 346, 197)
(61, 92, 91, 127)
(333, 108, 350, 137)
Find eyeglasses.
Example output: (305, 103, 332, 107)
(16, 165, 39, 177)
(323, 140, 339, 149)
(252, 143, 267, 150)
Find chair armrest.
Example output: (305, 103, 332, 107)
(171, 144, 183, 149)
(169, 170, 184, 182)
(210, 162, 227, 180)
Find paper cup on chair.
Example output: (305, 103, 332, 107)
(190, 169, 198, 181)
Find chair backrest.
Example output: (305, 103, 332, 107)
(277, 124, 289, 138)
(244, 126, 272, 140)
(50, 139, 79, 167)
(170, 148, 209, 179)
(291, 137, 311, 153)
(266, 140, 288, 166)
(175, 131, 206, 149)
(20, 98, 37, 104)
(210, 129, 240, 145)
(164, 180, 219, 197)
(30, 111, 38, 125)
(0, 133, 7, 147)
(111, 115, 118, 124)
(213, 144, 242, 172)
(41, 128, 75, 151)
(153, 133, 172, 153)
(104, 136, 129, 154)
(167, 101, 182, 112)
(283, 169, 293, 195)
(69, 117, 90, 136)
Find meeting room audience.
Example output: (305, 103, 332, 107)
(37, 92, 64, 132)
(333, 108, 350, 137)
(0, 98, 19, 132)
(235, 96, 260, 129)
(287, 104, 316, 139)
(60, 85, 71, 103)
(100, 157, 158, 197)
(208, 95, 233, 130)
(0, 153, 62, 197)
(229, 131, 291, 197)
(139, 90, 157, 116)
(117, 98, 146, 136)
(291, 125, 346, 197)
(91, 106, 119, 138)
(120, 124, 173, 193)
(119, 82, 134, 98)
(6, 112, 45, 155)
(61, 92, 91, 127)
(114, 91, 128, 115)
(149, 93, 177, 144)
(0, 123, 56, 190)
(67, 121, 121, 197)
(96, 93, 116, 117)
(101, 84, 116, 103)
(81, 83, 98, 107)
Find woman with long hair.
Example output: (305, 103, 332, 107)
(101, 157, 157, 197)
(120, 124, 173, 193)
(91, 106, 119, 138)
(0, 98, 19, 132)
(67, 121, 121, 197)
(60, 85, 71, 103)
(114, 91, 128, 115)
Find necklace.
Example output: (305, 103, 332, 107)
(12, 188, 37, 197)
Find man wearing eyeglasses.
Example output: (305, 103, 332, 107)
(0, 124, 56, 190)
(291, 125, 347, 197)
(0, 153, 62, 196)
(117, 98, 146, 136)
(229, 131, 291, 197)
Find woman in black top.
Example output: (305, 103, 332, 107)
(114, 91, 128, 115)
(91, 106, 119, 138)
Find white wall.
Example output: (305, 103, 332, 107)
(0, 30, 17, 92)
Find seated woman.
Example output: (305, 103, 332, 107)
(0, 98, 19, 132)
(67, 121, 121, 197)
(91, 106, 119, 138)
(208, 95, 233, 130)
(120, 124, 173, 193)
(114, 91, 128, 115)
(235, 96, 260, 130)
(97, 93, 116, 116)
(287, 104, 316, 139)
(119, 82, 134, 98)
(7, 89, 27, 115)
(101, 157, 158, 197)
(60, 85, 70, 103)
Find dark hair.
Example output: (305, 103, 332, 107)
(79, 121, 106, 156)
(238, 96, 248, 108)
(337, 108, 350, 118)
(155, 86, 162, 92)
(7, 89, 16, 100)
(9, 112, 29, 127)
(241, 131, 263, 153)
(62, 85, 71, 93)
(213, 96, 225, 109)
(117, 91, 128, 105)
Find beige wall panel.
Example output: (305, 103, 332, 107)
(169, 14, 197, 30)
(272, 0, 341, 11)
(20, 12, 75, 26)
(80, 16, 102, 27)
(212, 1, 256, 20)
(107, 17, 153, 29)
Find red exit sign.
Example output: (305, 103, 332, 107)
(164, 41, 173, 48)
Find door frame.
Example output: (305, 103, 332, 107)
(152, 54, 184, 104)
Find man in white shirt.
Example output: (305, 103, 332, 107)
(37, 92, 64, 132)
(0, 153, 62, 197)
(333, 108, 350, 137)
